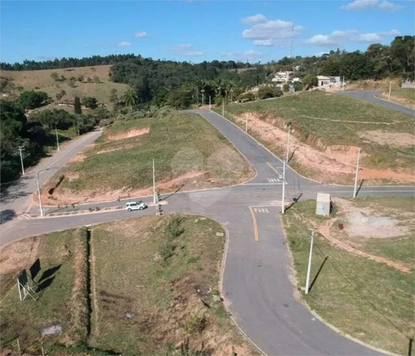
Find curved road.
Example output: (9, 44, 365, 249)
(1, 92, 414, 355)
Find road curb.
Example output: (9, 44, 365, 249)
(279, 213, 400, 356)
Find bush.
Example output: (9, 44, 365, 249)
(239, 92, 255, 102)
(18, 90, 48, 109)
(81, 97, 98, 109)
(257, 86, 282, 100)
(184, 315, 207, 334)
(283, 83, 290, 92)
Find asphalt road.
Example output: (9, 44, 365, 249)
(1, 93, 414, 355)
(339, 90, 415, 116)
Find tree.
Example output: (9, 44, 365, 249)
(74, 96, 82, 114)
(81, 97, 98, 109)
(302, 75, 318, 90)
(122, 89, 138, 107)
(18, 91, 48, 109)
(50, 72, 59, 81)
(283, 83, 290, 92)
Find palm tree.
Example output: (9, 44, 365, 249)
(122, 89, 138, 107)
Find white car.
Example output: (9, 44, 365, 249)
(125, 201, 147, 211)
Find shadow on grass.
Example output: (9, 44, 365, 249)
(284, 193, 303, 213)
(36, 264, 61, 293)
(309, 256, 328, 293)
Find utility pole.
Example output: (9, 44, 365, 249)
(222, 98, 225, 117)
(55, 129, 60, 151)
(305, 231, 314, 294)
(18, 146, 25, 176)
(245, 117, 248, 132)
(353, 148, 361, 198)
(342, 76, 345, 91)
(209, 96, 211, 110)
(281, 159, 286, 214)
(35, 171, 44, 217)
(285, 124, 291, 164)
(388, 82, 392, 101)
(201, 89, 205, 106)
(152, 159, 157, 204)
(230, 89, 233, 103)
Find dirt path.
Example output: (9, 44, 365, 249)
(318, 219, 411, 273)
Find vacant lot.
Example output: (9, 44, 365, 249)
(219, 91, 415, 184)
(44, 110, 254, 204)
(0, 215, 257, 355)
(1, 65, 129, 108)
(281, 197, 414, 355)
(0, 229, 89, 354)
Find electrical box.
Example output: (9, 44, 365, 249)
(316, 193, 331, 216)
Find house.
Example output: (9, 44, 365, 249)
(317, 76, 342, 87)
(271, 71, 293, 83)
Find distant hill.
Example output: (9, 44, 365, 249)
(0, 65, 130, 109)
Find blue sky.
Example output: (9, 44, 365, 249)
(1, 0, 413, 64)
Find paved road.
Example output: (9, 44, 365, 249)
(340, 90, 415, 116)
(2, 99, 414, 355)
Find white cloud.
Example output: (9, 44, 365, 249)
(379, 1, 403, 10)
(305, 29, 401, 47)
(135, 31, 149, 38)
(241, 15, 304, 50)
(241, 14, 268, 24)
(253, 39, 274, 47)
(341, 0, 403, 10)
(173, 44, 204, 56)
(118, 41, 131, 48)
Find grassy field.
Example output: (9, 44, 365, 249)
(281, 197, 415, 355)
(46, 110, 253, 203)
(380, 87, 415, 109)
(0, 215, 258, 356)
(0, 229, 89, 354)
(218, 91, 414, 183)
(1, 65, 129, 108)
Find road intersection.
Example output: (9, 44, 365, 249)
(1, 92, 413, 355)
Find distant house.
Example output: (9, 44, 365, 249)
(317, 76, 342, 87)
(272, 71, 293, 83)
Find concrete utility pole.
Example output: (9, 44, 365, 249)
(245, 117, 248, 132)
(353, 148, 361, 198)
(230, 89, 233, 103)
(18, 146, 25, 176)
(342, 76, 345, 92)
(209, 96, 211, 110)
(35, 171, 44, 217)
(152, 159, 157, 204)
(222, 99, 225, 117)
(305, 231, 314, 294)
(55, 129, 60, 151)
(388, 82, 392, 101)
(285, 124, 291, 164)
(281, 159, 286, 214)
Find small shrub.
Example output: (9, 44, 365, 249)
(167, 217, 184, 239)
(184, 315, 207, 334)
(159, 242, 175, 261)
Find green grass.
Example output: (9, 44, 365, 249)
(281, 198, 415, 355)
(0, 216, 258, 356)
(0, 229, 88, 354)
(218, 91, 414, 182)
(55, 110, 252, 194)
(90, 214, 257, 355)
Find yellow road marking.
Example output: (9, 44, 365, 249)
(266, 162, 280, 175)
(249, 206, 259, 242)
